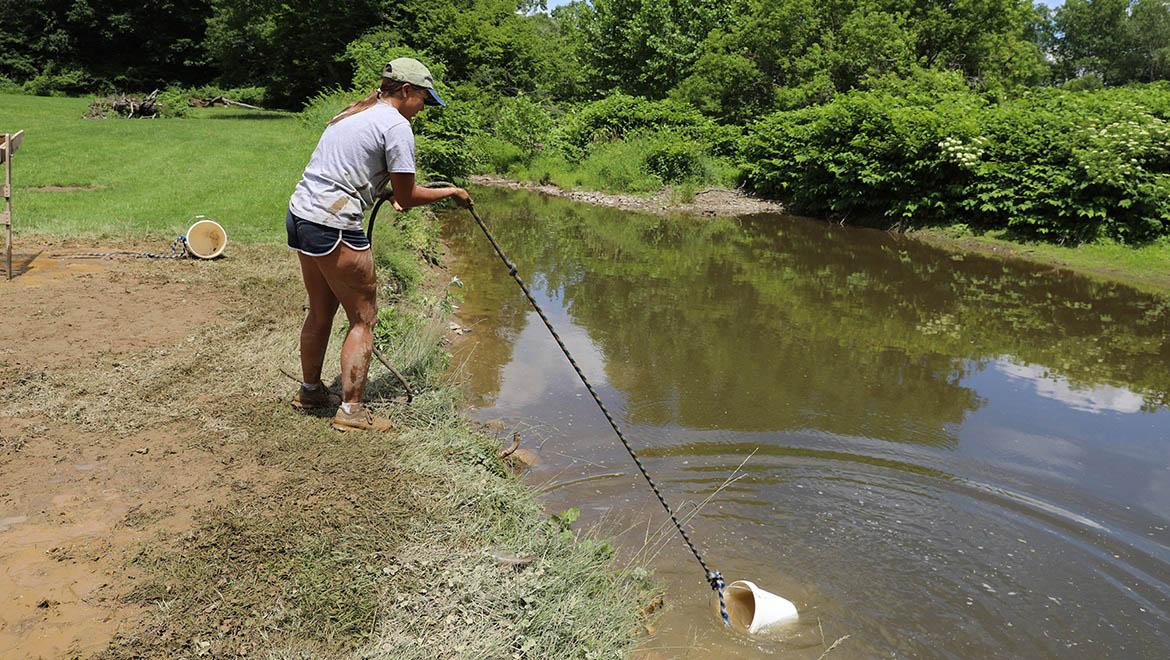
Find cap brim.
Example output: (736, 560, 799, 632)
(424, 88, 445, 107)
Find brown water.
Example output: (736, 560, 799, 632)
(441, 187, 1170, 658)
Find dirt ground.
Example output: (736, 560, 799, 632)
(0, 242, 271, 657)
(468, 174, 787, 217)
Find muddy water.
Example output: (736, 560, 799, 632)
(440, 187, 1170, 658)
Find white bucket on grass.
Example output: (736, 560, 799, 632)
(186, 216, 227, 259)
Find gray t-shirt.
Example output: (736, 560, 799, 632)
(289, 101, 416, 231)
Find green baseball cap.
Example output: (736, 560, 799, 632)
(383, 57, 445, 106)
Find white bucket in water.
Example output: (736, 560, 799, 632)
(186, 216, 227, 259)
(723, 580, 799, 634)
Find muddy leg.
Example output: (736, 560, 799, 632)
(312, 245, 376, 403)
(297, 252, 340, 384)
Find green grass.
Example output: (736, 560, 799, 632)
(912, 226, 1170, 296)
(2, 94, 309, 242)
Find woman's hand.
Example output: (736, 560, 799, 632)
(452, 187, 474, 209)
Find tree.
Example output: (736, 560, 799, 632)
(583, 0, 748, 97)
(0, 0, 212, 91)
(1129, 0, 1170, 81)
(1052, 0, 1138, 83)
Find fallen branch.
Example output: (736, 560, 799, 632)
(189, 96, 263, 110)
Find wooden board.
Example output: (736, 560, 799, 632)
(0, 130, 23, 163)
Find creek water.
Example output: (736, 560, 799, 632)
(439, 187, 1170, 658)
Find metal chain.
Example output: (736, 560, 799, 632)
(464, 203, 731, 627)
(54, 235, 189, 260)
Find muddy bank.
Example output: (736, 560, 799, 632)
(468, 174, 786, 217)
(0, 238, 657, 657)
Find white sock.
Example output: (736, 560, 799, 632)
(340, 402, 359, 414)
(302, 382, 323, 391)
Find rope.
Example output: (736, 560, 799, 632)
(459, 197, 731, 627)
(53, 235, 189, 260)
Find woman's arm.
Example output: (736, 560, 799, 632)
(389, 172, 472, 210)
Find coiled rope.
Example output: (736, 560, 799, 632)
(407, 182, 731, 626)
(53, 235, 189, 260)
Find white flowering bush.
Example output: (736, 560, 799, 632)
(939, 136, 987, 170)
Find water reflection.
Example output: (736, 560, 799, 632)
(994, 359, 1149, 414)
(441, 187, 1170, 657)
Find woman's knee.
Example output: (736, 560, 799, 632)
(348, 300, 378, 330)
(304, 305, 336, 331)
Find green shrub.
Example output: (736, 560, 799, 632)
(299, 87, 356, 126)
(637, 132, 704, 183)
(416, 135, 475, 180)
(572, 140, 662, 193)
(741, 83, 1170, 243)
(486, 94, 559, 160)
(22, 68, 93, 96)
(469, 135, 526, 173)
(560, 94, 732, 157)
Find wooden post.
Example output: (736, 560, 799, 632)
(2, 130, 23, 281)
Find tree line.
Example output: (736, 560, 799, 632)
(2, 0, 1168, 110)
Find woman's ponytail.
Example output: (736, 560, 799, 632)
(327, 79, 406, 126)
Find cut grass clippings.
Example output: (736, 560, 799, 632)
(0, 244, 657, 657)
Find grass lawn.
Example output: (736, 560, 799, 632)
(2, 94, 311, 243)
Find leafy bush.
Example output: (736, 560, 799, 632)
(470, 135, 526, 174)
(299, 87, 355, 126)
(22, 68, 93, 96)
(485, 94, 559, 160)
(559, 94, 731, 157)
(637, 132, 704, 183)
(416, 135, 476, 180)
(742, 83, 1170, 243)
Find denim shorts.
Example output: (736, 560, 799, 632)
(286, 209, 370, 256)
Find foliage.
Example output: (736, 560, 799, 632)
(156, 84, 269, 114)
(669, 35, 776, 125)
(741, 83, 1170, 243)
(1050, 0, 1170, 85)
(559, 94, 737, 157)
(0, 0, 213, 92)
(582, 0, 747, 97)
(20, 67, 96, 97)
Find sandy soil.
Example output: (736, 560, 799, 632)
(468, 174, 787, 217)
(0, 244, 247, 658)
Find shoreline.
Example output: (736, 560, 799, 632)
(468, 174, 787, 217)
(470, 174, 1170, 298)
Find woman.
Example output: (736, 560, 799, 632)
(286, 57, 472, 432)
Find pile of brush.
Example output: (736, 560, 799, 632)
(85, 90, 165, 119)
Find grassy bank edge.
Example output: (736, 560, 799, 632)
(5, 225, 660, 657)
(907, 226, 1170, 298)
